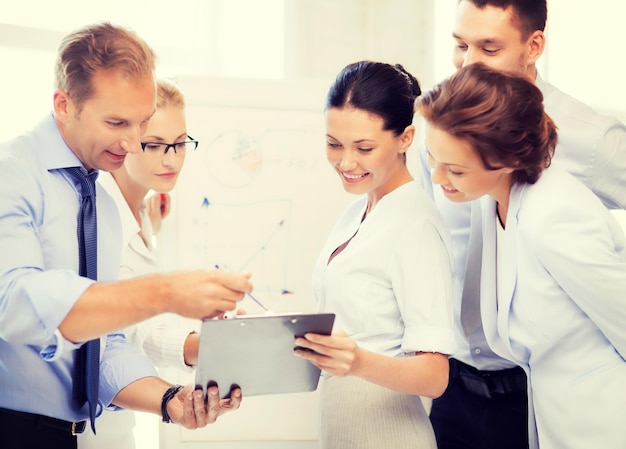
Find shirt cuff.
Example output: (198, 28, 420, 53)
(153, 328, 196, 372)
(402, 326, 457, 355)
(40, 329, 84, 361)
(99, 334, 159, 408)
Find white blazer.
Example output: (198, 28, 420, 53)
(479, 167, 626, 449)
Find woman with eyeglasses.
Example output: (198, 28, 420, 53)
(78, 78, 200, 449)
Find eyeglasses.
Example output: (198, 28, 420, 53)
(140, 136, 198, 156)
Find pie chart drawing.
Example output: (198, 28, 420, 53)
(205, 130, 263, 188)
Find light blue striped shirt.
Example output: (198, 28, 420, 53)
(0, 113, 156, 423)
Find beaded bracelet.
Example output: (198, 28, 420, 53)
(161, 384, 183, 423)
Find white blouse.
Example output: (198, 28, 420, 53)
(98, 172, 195, 369)
(312, 181, 457, 357)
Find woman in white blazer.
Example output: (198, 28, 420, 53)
(416, 63, 626, 449)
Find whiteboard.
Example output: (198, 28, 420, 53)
(160, 76, 353, 447)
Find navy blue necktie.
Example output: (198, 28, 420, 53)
(65, 166, 100, 434)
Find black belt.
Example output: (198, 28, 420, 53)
(0, 407, 86, 436)
(450, 358, 527, 399)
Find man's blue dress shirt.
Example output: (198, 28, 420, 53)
(0, 113, 156, 423)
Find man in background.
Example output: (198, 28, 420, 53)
(418, 1, 626, 448)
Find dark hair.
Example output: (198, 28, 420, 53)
(462, 0, 547, 39)
(325, 61, 421, 137)
(416, 63, 556, 185)
(55, 22, 156, 109)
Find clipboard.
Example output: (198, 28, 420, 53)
(195, 313, 335, 399)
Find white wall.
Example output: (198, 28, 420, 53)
(284, 0, 434, 86)
(544, 0, 626, 121)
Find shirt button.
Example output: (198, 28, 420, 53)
(474, 348, 481, 354)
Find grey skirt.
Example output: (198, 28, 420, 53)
(319, 375, 437, 449)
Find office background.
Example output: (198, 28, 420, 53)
(1, 1, 624, 448)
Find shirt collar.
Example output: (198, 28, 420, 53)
(35, 112, 89, 172)
(98, 172, 142, 248)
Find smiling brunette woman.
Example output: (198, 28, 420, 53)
(294, 61, 457, 449)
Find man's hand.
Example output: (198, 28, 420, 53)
(164, 270, 253, 320)
(167, 384, 242, 428)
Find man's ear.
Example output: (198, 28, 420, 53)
(527, 30, 546, 65)
(53, 89, 71, 123)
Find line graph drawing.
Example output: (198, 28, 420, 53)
(204, 199, 293, 303)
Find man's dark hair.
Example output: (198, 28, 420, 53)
(463, 0, 547, 39)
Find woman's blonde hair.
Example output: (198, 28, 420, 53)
(156, 78, 185, 109)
